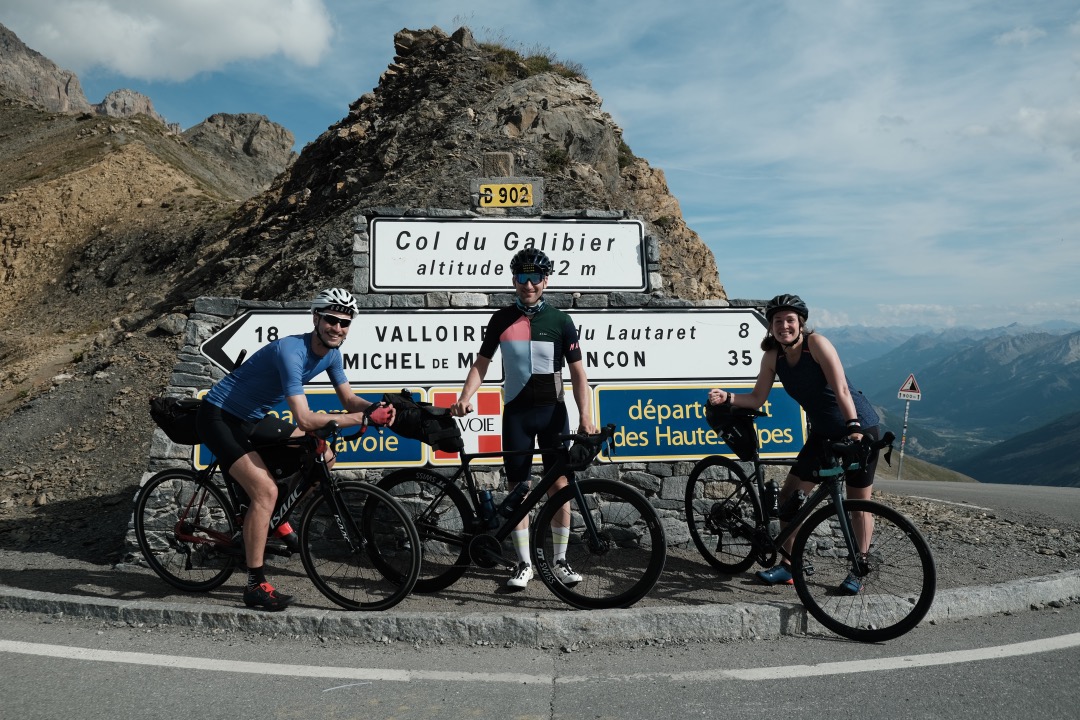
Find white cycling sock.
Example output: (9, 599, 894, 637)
(551, 525, 570, 563)
(511, 528, 530, 565)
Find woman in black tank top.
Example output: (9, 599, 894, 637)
(707, 294, 881, 593)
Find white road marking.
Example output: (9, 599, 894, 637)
(3, 632, 1079, 684)
(904, 495, 994, 512)
(0, 640, 550, 684)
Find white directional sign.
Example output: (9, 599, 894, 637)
(369, 217, 647, 292)
(898, 373, 922, 401)
(200, 308, 768, 385)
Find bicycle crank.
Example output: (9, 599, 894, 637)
(468, 533, 505, 569)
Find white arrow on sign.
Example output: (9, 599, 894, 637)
(200, 307, 768, 385)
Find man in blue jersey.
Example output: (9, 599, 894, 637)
(196, 288, 392, 610)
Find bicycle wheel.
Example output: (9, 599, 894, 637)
(299, 481, 420, 611)
(533, 478, 666, 610)
(684, 455, 761, 573)
(791, 499, 937, 642)
(133, 468, 238, 592)
(375, 468, 473, 593)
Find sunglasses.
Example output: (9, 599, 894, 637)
(318, 312, 352, 328)
(514, 272, 545, 286)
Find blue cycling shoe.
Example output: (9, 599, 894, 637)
(839, 572, 863, 595)
(756, 564, 793, 585)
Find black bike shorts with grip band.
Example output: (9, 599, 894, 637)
(195, 401, 299, 474)
(791, 425, 881, 489)
(502, 399, 571, 486)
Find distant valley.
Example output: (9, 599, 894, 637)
(825, 322, 1080, 487)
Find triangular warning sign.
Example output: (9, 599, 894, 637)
(899, 374, 920, 394)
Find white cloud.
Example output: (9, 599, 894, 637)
(995, 26, 1048, 47)
(0, 0, 334, 80)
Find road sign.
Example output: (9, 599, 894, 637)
(898, 373, 922, 401)
(595, 383, 805, 461)
(369, 217, 647, 291)
(199, 308, 768, 385)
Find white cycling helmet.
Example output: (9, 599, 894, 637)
(311, 288, 358, 317)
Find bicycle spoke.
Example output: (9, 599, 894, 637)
(133, 469, 237, 592)
(792, 499, 936, 642)
(300, 481, 419, 611)
(534, 479, 665, 609)
(684, 456, 760, 573)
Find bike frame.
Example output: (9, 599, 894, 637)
(455, 444, 602, 551)
(742, 448, 882, 568)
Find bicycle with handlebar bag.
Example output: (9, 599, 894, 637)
(365, 402, 666, 610)
(135, 397, 421, 611)
(684, 404, 936, 642)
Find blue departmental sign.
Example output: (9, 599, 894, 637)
(193, 388, 426, 470)
(596, 383, 805, 462)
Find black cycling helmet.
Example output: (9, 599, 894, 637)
(509, 248, 553, 276)
(765, 294, 808, 323)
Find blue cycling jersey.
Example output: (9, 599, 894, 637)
(204, 333, 347, 421)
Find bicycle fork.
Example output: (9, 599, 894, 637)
(829, 481, 866, 575)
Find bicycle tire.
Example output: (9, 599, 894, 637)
(299, 480, 420, 611)
(791, 499, 937, 642)
(374, 468, 474, 593)
(133, 468, 238, 592)
(533, 478, 666, 610)
(684, 455, 761, 573)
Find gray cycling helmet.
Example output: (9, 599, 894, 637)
(765, 294, 808, 323)
(509, 248, 553, 275)
(311, 288, 358, 317)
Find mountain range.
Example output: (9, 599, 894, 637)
(827, 324, 1080, 487)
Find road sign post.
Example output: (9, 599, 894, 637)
(896, 373, 922, 479)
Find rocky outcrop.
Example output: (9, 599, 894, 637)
(183, 113, 297, 193)
(178, 26, 726, 302)
(0, 23, 92, 113)
(94, 88, 170, 127)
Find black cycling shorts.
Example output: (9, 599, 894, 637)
(501, 399, 571, 486)
(791, 425, 881, 490)
(195, 402, 296, 473)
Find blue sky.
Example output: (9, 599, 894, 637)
(3, 0, 1079, 329)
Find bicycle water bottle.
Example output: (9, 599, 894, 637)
(497, 482, 530, 518)
(763, 480, 780, 517)
(763, 480, 781, 538)
(479, 489, 498, 528)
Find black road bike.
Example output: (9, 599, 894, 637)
(367, 424, 667, 610)
(134, 409, 421, 611)
(685, 407, 936, 642)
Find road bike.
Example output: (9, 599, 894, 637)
(685, 406, 936, 642)
(134, 403, 421, 611)
(368, 423, 667, 610)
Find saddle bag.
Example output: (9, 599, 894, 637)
(148, 396, 202, 445)
(704, 404, 759, 462)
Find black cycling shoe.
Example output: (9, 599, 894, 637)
(243, 582, 294, 611)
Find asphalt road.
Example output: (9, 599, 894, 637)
(1, 599, 1078, 720)
(877, 478, 1080, 525)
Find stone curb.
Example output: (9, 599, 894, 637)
(1, 570, 1077, 645)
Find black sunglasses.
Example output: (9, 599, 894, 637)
(514, 272, 545, 286)
(318, 312, 352, 328)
